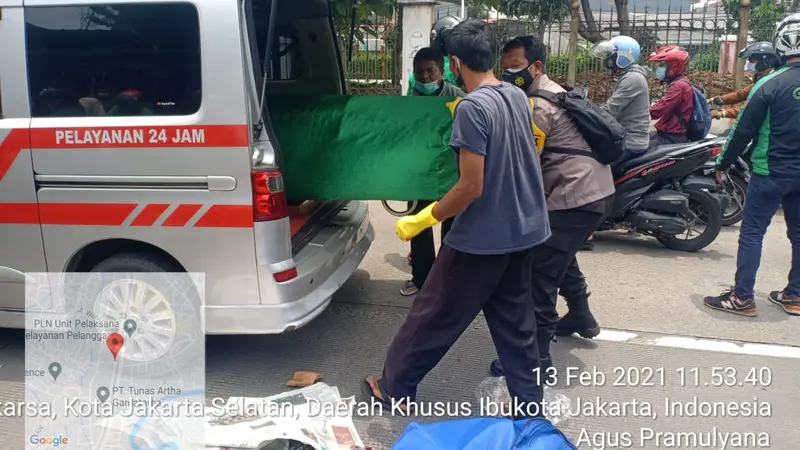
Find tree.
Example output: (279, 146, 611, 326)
(723, 0, 792, 42)
(496, 0, 571, 39)
(475, 0, 616, 43)
(330, 0, 395, 54)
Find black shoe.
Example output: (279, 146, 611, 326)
(579, 241, 594, 251)
(768, 290, 800, 316)
(703, 288, 757, 317)
(489, 359, 504, 377)
(489, 356, 554, 385)
(555, 310, 601, 338)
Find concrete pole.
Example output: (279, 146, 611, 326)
(734, 0, 751, 90)
(397, 0, 436, 96)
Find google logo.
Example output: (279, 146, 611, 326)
(29, 434, 69, 447)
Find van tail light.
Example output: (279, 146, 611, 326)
(273, 267, 298, 282)
(710, 146, 722, 156)
(251, 170, 288, 222)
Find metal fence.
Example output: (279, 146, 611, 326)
(478, 3, 734, 77)
(338, 1, 764, 98)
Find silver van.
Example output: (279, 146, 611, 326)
(0, 0, 373, 333)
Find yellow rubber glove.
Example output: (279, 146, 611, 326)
(395, 202, 441, 241)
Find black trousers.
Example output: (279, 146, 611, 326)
(558, 257, 589, 308)
(408, 200, 454, 288)
(532, 196, 614, 358)
(382, 244, 543, 412)
(649, 129, 688, 149)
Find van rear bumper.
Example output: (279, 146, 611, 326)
(205, 201, 373, 334)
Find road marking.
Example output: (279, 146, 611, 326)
(592, 328, 800, 359)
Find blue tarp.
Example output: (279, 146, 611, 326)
(391, 418, 577, 450)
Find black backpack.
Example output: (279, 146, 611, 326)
(531, 87, 627, 165)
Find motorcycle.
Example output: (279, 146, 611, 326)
(699, 153, 750, 226)
(694, 128, 751, 226)
(604, 137, 726, 252)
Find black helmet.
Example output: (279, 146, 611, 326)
(738, 41, 779, 71)
(431, 15, 463, 56)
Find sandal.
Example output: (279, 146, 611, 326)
(400, 280, 419, 296)
(361, 376, 408, 413)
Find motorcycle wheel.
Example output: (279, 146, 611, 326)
(721, 173, 748, 227)
(656, 188, 723, 252)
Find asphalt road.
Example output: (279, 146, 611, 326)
(2, 196, 799, 449)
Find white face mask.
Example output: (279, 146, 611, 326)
(745, 62, 757, 73)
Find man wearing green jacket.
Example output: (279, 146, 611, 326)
(405, 15, 463, 95)
(407, 55, 459, 95)
(402, 46, 465, 296)
(704, 14, 800, 317)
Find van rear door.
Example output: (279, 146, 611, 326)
(244, 0, 349, 254)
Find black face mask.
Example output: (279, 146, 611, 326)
(451, 58, 466, 90)
(456, 71, 464, 88)
(754, 58, 770, 73)
(502, 65, 534, 91)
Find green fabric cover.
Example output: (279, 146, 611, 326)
(268, 95, 460, 201)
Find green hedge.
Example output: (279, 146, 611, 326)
(345, 52, 394, 79)
(689, 47, 721, 73)
(344, 44, 723, 80)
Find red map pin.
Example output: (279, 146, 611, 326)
(106, 332, 124, 361)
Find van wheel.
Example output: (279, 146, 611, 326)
(91, 252, 180, 273)
(84, 253, 203, 375)
(656, 188, 722, 252)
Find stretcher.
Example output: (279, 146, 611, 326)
(268, 95, 461, 201)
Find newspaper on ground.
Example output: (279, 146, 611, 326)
(205, 383, 366, 450)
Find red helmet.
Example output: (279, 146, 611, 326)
(646, 45, 689, 79)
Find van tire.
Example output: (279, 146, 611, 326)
(85, 253, 202, 377)
(90, 253, 181, 273)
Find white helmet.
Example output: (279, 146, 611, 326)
(774, 13, 800, 61)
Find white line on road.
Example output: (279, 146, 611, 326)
(591, 328, 800, 359)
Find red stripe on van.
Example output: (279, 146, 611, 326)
(195, 205, 253, 228)
(38, 203, 138, 226)
(0, 129, 31, 182)
(0, 202, 39, 224)
(0, 125, 248, 184)
(0, 202, 257, 227)
(162, 204, 202, 227)
(130, 204, 170, 226)
(30, 125, 249, 149)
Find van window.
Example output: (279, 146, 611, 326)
(24, 4, 202, 118)
(248, 1, 299, 81)
(267, 32, 300, 81)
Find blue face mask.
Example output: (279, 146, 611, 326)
(745, 62, 757, 73)
(415, 80, 440, 95)
(655, 66, 667, 80)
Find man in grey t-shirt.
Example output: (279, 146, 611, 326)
(363, 19, 551, 417)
